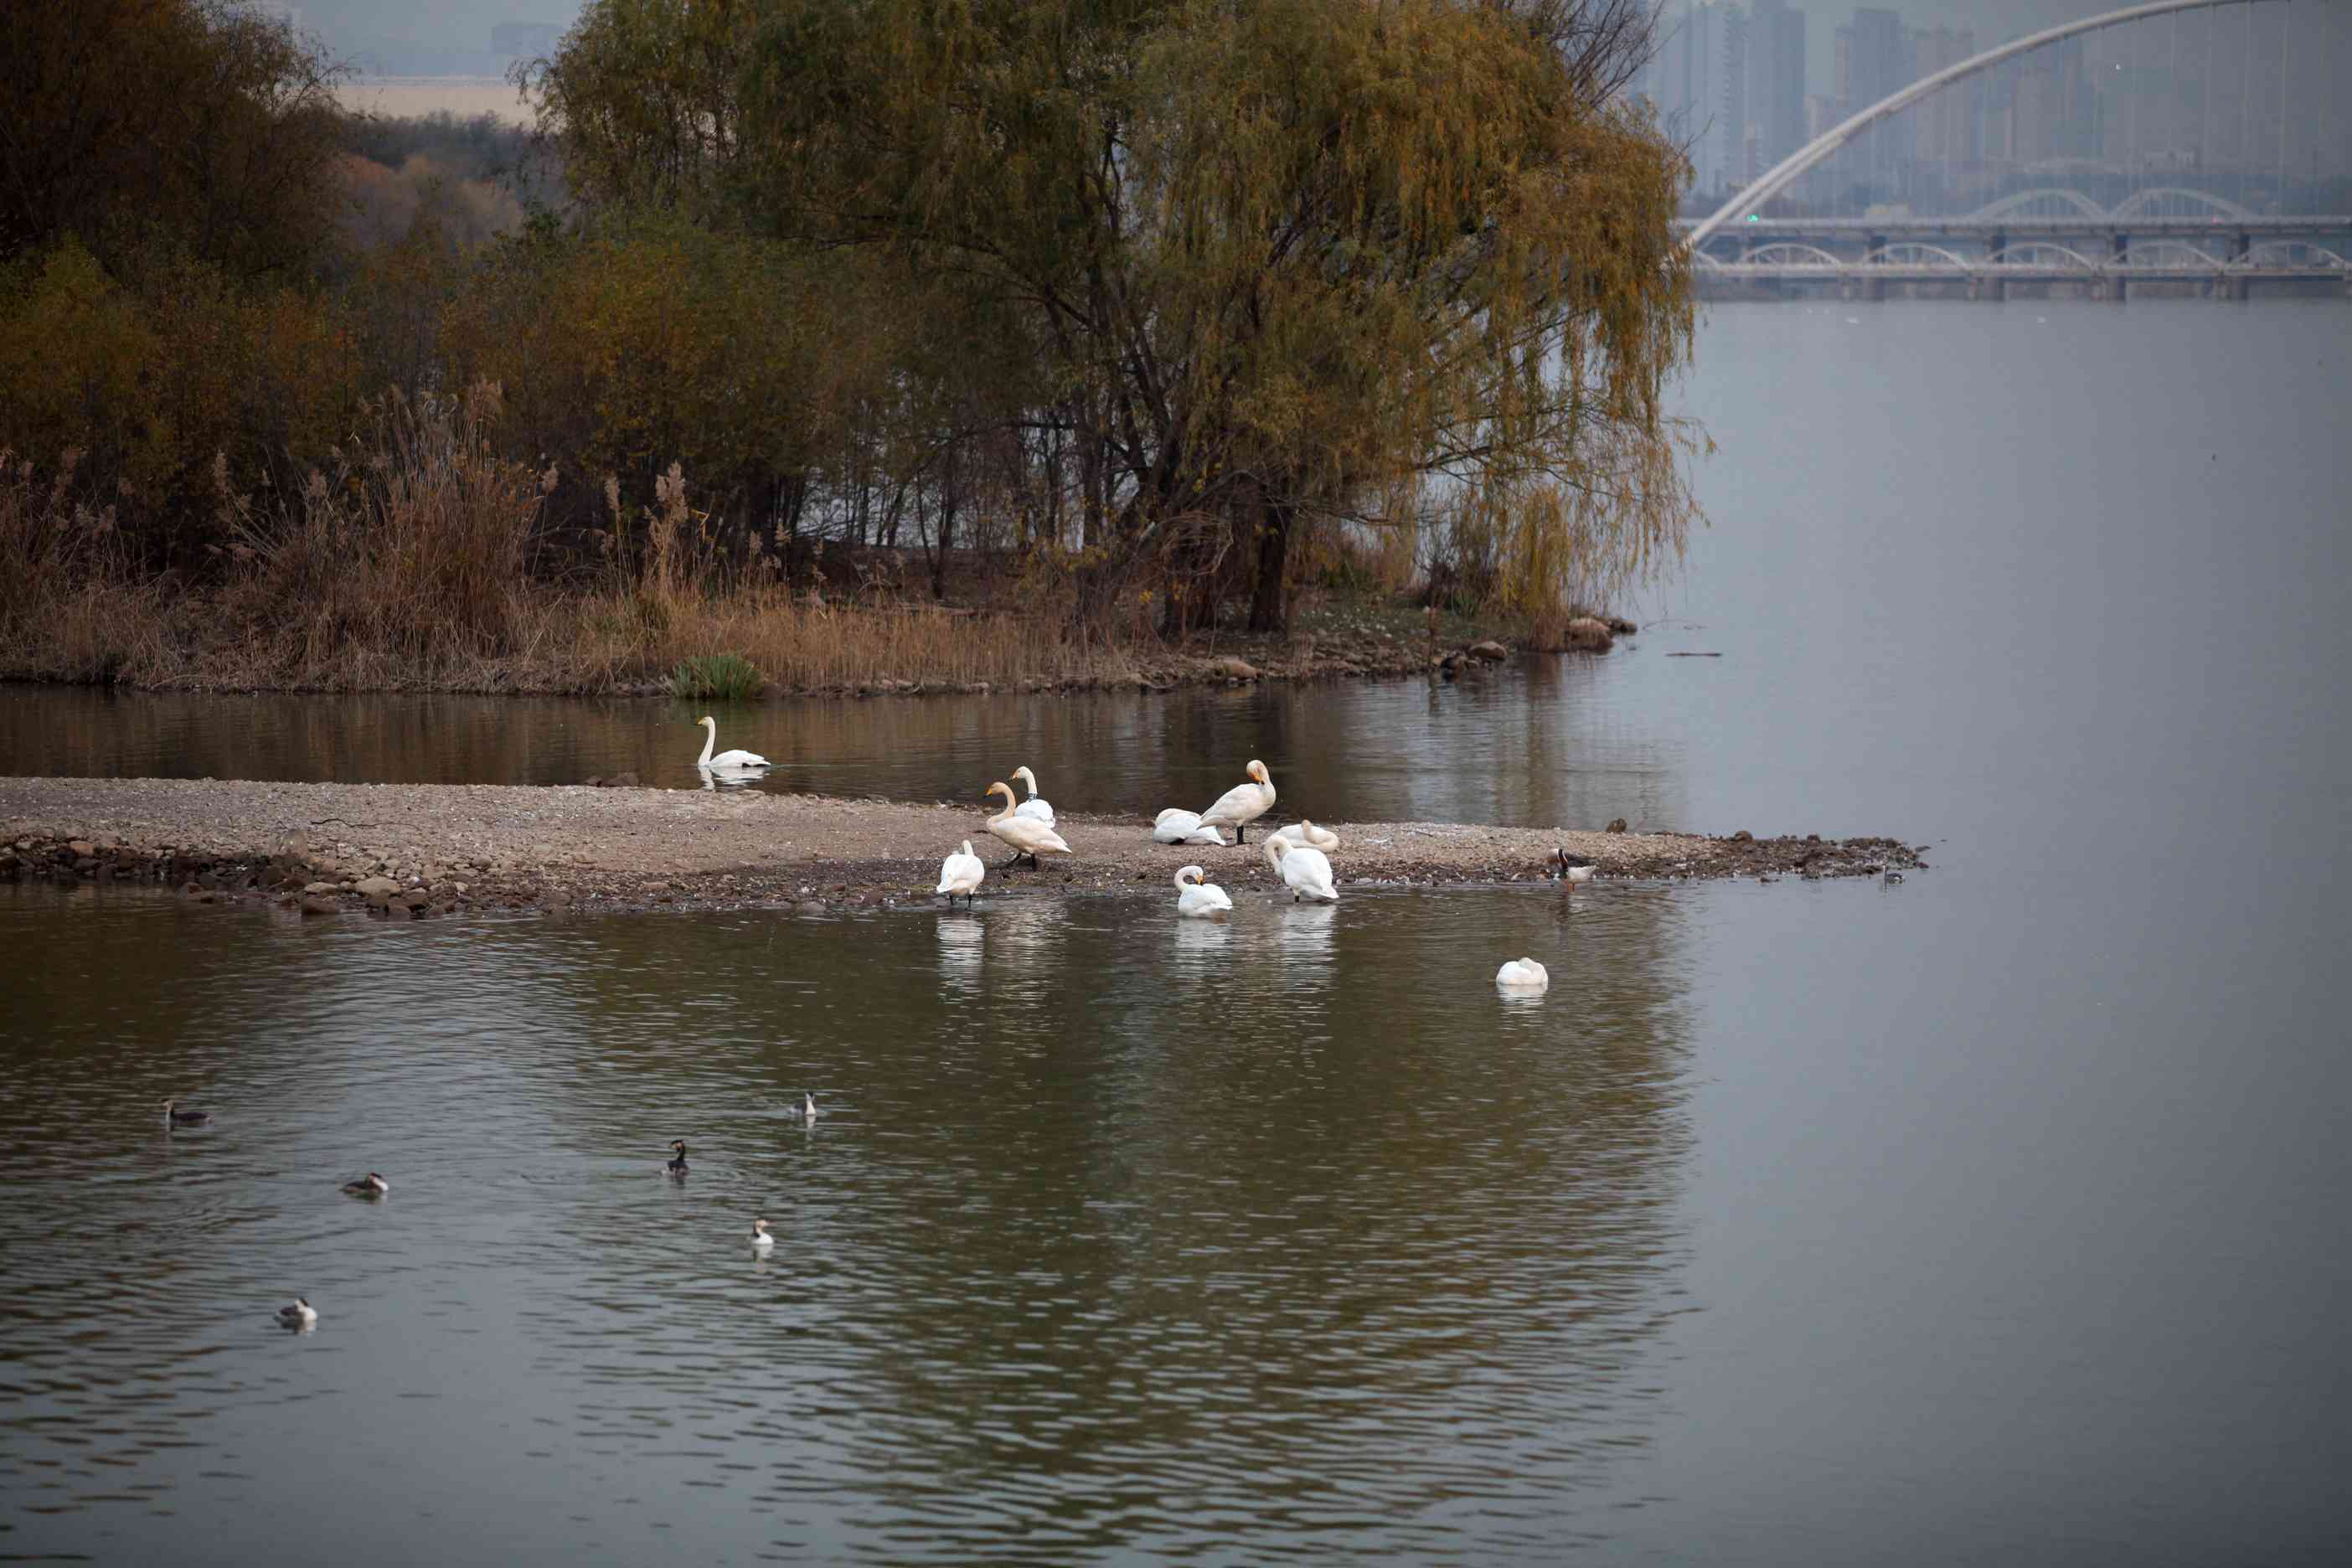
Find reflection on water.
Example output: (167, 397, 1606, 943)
(0, 660, 1685, 831)
(0, 883, 1694, 1562)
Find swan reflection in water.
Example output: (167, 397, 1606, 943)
(936, 913, 984, 991)
(1169, 911, 1237, 976)
(1274, 900, 1337, 963)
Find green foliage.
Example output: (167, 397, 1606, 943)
(664, 652, 764, 700)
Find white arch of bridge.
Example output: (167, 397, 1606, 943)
(2118, 240, 2231, 269)
(2241, 240, 2351, 269)
(1864, 243, 1979, 271)
(1987, 242, 2105, 271)
(1688, 0, 2290, 250)
(1736, 242, 1847, 267)
(2112, 187, 2255, 222)
(1969, 188, 2109, 221)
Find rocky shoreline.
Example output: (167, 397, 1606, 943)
(0, 776, 1925, 916)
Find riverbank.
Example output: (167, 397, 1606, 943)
(0, 567, 1618, 698)
(1, 776, 1923, 913)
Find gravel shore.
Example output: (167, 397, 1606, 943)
(1, 776, 1924, 914)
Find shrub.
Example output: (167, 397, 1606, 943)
(664, 652, 765, 700)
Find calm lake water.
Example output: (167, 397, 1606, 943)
(5, 303, 2349, 1564)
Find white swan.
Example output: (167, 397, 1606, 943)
(694, 714, 770, 770)
(936, 839, 985, 905)
(1152, 808, 1226, 846)
(277, 1297, 317, 1328)
(1297, 819, 1339, 851)
(985, 781, 1072, 868)
(751, 1219, 776, 1250)
(1263, 830, 1337, 902)
(1174, 864, 1233, 916)
(1011, 766, 1055, 826)
(1496, 957, 1550, 990)
(1199, 761, 1277, 844)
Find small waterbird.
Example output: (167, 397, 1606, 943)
(666, 1140, 689, 1176)
(1550, 848, 1597, 890)
(340, 1173, 389, 1198)
(752, 1219, 775, 1251)
(162, 1098, 212, 1127)
(277, 1297, 317, 1328)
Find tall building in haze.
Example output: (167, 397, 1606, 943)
(1745, 0, 1808, 177)
(1655, 3, 1749, 197)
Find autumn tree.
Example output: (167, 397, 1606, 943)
(729, 0, 1696, 631)
(0, 0, 348, 280)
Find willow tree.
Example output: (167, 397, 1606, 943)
(733, 0, 1695, 632)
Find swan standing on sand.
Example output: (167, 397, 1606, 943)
(1264, 830, 1338, 903)
(694, 714, 770, 771)
(1152, 808, 1226, 847)
(1174, 865, 1233, 917)
(1496, 958, 1550, 990)
(984, 781, 1072, 869)
(1200, 761, 1277, 845)
(936, 840, 985, 906)
(1011, 766, 1055, 826)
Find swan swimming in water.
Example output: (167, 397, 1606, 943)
(1495, 958, 1550, 990)
(340, 1173, 389, 1197)
(1199, 761, 1277, 844)
(665, 1140, 689, 1176)
(1152, 808, 1226, 847)
(162, 1098, 212, 1127)
(1263, 829, 1337, 902)
(1010, 766, 1055, 826)
(1174, 864, 1233, 916)
(751, 1219, 776, 1250)
(694, 714, 770, 771)
(984, 781, 1072, 868)
(277, 1297, 317, 1328)
(936, 839, 985, 906)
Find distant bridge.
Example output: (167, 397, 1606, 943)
(1684, 186, 2351, 298)
(1676, 0, 2349, 297)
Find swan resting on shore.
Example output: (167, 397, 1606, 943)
(1011, 766, 1055, 826)
(1264, 829, 1337, 903)
(985, 781, 1072, 868)
(1495, 958, 1550, 990)
(1174, 865, 1233, 917)
(1296, 819, 1339, 851)
(695, 714, 770, 771)
(1153, 808, 1226, 846)
(936, 840, 985, 905)
(1200, 761, 1276, 844)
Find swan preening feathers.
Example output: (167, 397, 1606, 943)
(936, 840, 985, 905)
(1174, 865, 1233, 916)
(1495, 958, 1550, 990)
(1153, 808, 1226, 847)
(1199, 761, 1276, 844)
(1011, 766, 1055, 826)
(694, 714, 770, 771)
(1264, 830, 1338, 903)
(985, 781, 1072, 867)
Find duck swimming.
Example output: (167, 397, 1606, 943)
(798, 1093, 818, 1122)
(752, 1219, 776, 1250)
(277, 1297, 317, 1328)
(665, 1140, 689, 1176)
(340, 1173, 389, 1198)
(162, 1098, 212, 1127)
